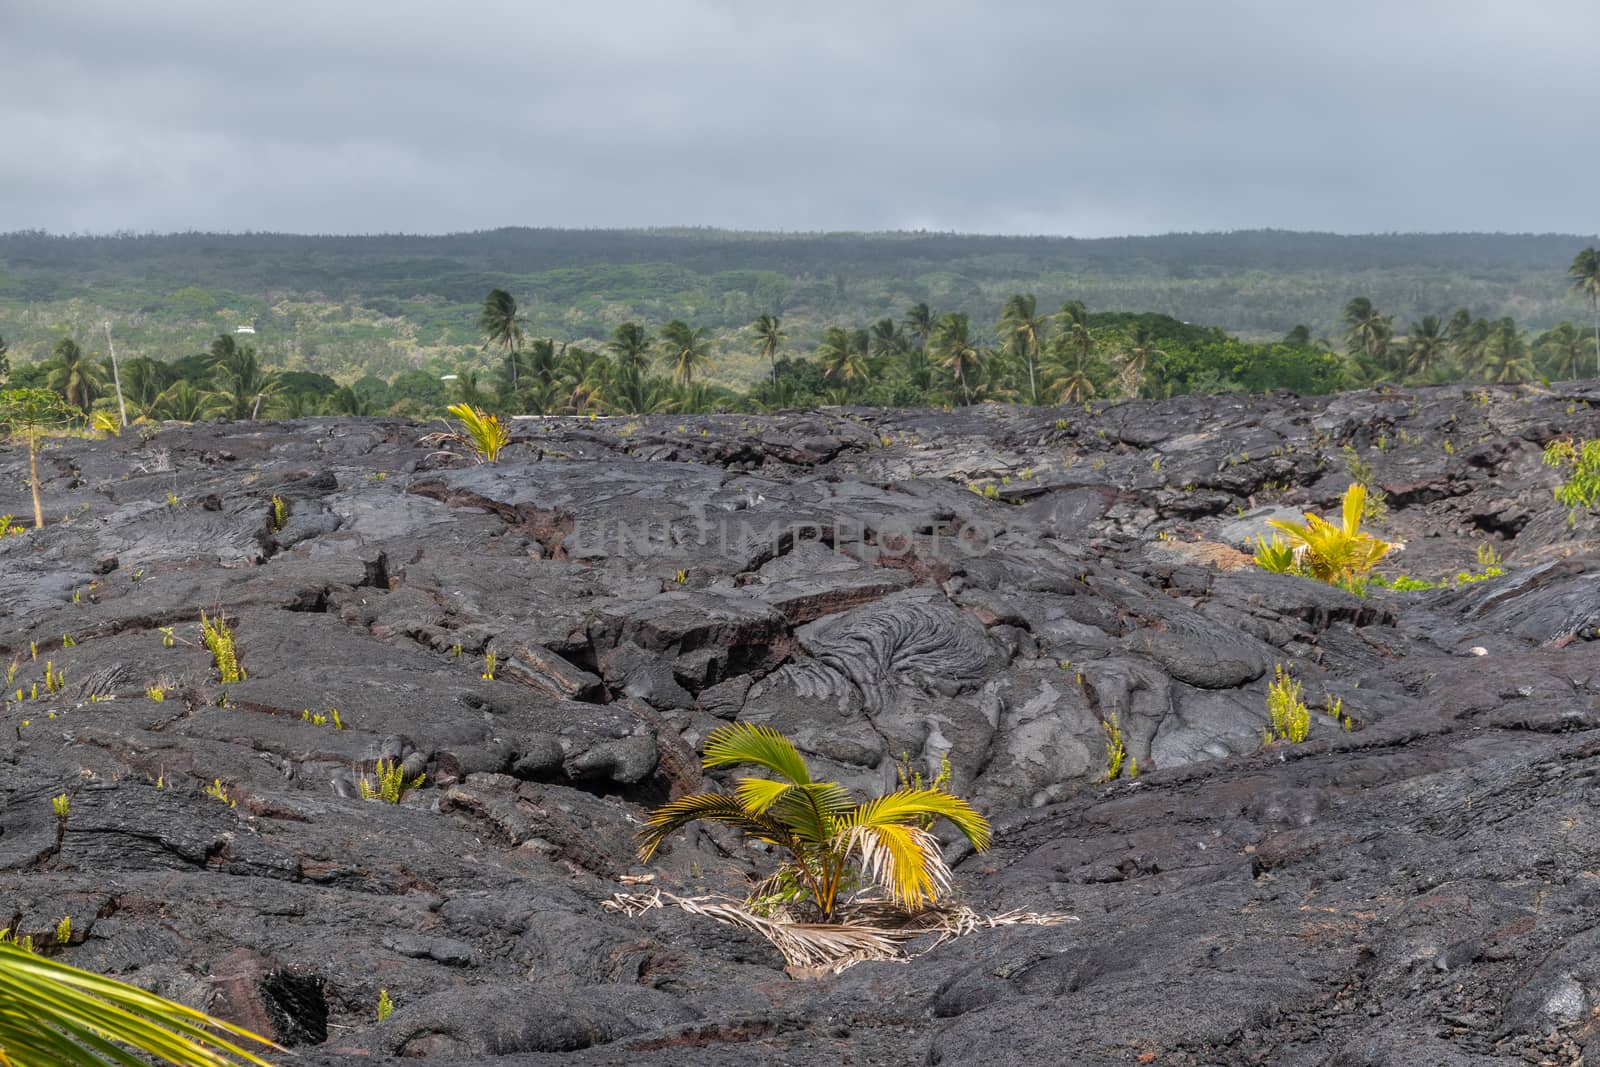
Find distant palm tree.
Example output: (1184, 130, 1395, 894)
(154, 380, 228, 421)
(119, 357, 166, 416)
(611, 369, 670, 414)
(1342, 297, 1394, 379)
(1055, 301, 1094, 366)
(478, 289, 525, 390)
(278, 391, 320, 418)
(898, 344, 934, 393)
(528, 338, 560, 387)
(329, 385, 371, 415)
(519, 379, 565, 416)
(850, 327, 872, 375)
(210, 338, 276, 419)
(929, 312, 982, 405)
(1483, 318, 1533, 384)
(751, 379, 799, 412)
(817, 326, 865, 384)
(751, 313, 786, 387)
(1447, 310, 1492, 380)
(1049, 366, 1097, 403)
(47, 338, 103, 411)
(450, 369, 491, 408)
(1283, 324, 1313, 346)
(659, 319, 713, 387)
(671, 382, 719, 414)
(1402, 314, 1447, 381)
(607, 321, 654, 375)
(1569, 247, 1600, 377)
(1538, 321, 1588, 381)
(999, 293, 1049, 404)
(1118, 322, 1166, 397)
(868, 317, 906, 360)
(903, 303, 938, 352)
(563, 347, 613, 413)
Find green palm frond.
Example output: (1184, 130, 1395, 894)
(1341, 482, 1366, 535)
(1252, 532, 1298, 573)
(767, 781, 855, 846)
(635, 792, 790, 861)
(734, 776, 794, 815)
(842, 821, 951, 910)
(444, 403, 510, 462)
(1267, 484, 1391, 590)
(639, 724, 992, 920)
(702, 723, 813, 785)
(844, 788, 993, 851)
(0, 941, 280, 1066)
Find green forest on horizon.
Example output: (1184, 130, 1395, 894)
(0, 229, 1597, 422)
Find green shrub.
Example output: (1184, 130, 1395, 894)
(200, 612, 245, 684)
(1265, 664, 1311, 744)
(361, 759, 424, 804)
(1100, 713, 1128, 781)
(1543, 438, 1600, 510)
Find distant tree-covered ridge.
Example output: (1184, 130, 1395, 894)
(0, 229, 1595, 404)
(4, 246, 1594, 420)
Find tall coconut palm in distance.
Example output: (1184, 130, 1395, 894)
(1342, 297, 1394, 380)
(47, 338, 103, 411)
(817, 326, 865, 385)
(1402, 314, 1447, 382)
(607, 322, 653, 376)
(998, 293, 1049, 404)
(751, 313, 786, 387)
(1538, 321, 1587, 381)
(211, 337, 277, 419)
(1569, 247, 1600, 377)
(478, 289, 525, 391)
(1118, 322, 1166, 397)
(868, 317, 906, 361)
(1047, 300, 1098, 401)
(659, 319, 713, 387)
(929, 312, 981, 405)
(903, 303, 938, 353)
(1447, 310, 1492, 381)
(1482, 318, 1534, 384)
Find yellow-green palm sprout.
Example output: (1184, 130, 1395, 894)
(445, 403, 510, 463)
(637, 723, 991, 918)
(0, 940, 281, 1066)
(1266, 483, 1392, 592)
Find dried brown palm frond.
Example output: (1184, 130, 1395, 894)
(603, 890, 1076, 975)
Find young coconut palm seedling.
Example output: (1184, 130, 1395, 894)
(636, 723, 991, 920)
(422, 403, 511, 463)
(1257, 482, 1393, 594)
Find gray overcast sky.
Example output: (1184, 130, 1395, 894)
(2, 0, 1595, 237)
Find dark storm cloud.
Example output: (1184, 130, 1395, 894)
(1, 0, 1595, 235)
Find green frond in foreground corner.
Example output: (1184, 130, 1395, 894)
(0, 940, 281, 1066)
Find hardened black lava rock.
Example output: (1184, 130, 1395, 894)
(4, 381, 1600, 1065)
